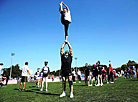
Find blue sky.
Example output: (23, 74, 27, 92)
(0, 0, 138, 73)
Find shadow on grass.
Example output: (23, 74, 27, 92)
(31, 89, 40, 91)
(14, 88, 34, 92)
(74, 85, 87, 86)
(128, 79, 138, 81)
(36, 92, 60, 96)
(29, 86, 36, 88)
(14, 88, 19, 90)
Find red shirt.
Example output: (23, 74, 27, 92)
(109, 67, 113, 71)
(102, 70, 106, 75)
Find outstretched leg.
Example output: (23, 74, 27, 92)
(64, 21, 69, 41)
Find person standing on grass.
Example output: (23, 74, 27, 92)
(124, 68, 127, 79)
(88, 71, 93, 86)
(72, 69, 76, 83)
(40, 61, 50, 92)
(19, 62, 31, 91)
(109, 63, 114, 83)
(96, 61, 103, 86)
(59, 1, 71, 42)
(35, 68, 40, 88)
(92, 64, 98, 86)
(102, 67, 107, 83)
(84, 63, 89, 86)
(77, 69, 81, 83)
(60, 41, 74, 98)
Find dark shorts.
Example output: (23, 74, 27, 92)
(61, 69, 72, 77)
(43, 74, 48, 77)
(21, 76, 28, 82)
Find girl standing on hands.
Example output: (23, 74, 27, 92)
(59, 1, 71, 42)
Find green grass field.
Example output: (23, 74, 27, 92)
(0, 77, 138, 102)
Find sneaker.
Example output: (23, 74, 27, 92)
(40, 89, 43, 91)
(101, 83, 103, 86)
(46, 89, 48, 92)
(60, 92, 66, 97)
(73, 82, 76, 83)
(107, 82, 109, 84)
(70, 93, 74, 98)
(110, 82, 114, 83)
(22, 89, 26, 91)
(19, 89, 22, 91)
(96, 84, 100, 86)
(79, 81, 81, 83)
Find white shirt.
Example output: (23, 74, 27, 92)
(0, 65, 3, 75)
(77, 71, 81, 76)
(60, 3, 71, 22)
(64, 10, 71, 22)
(72, 70, 76, 76)
(22, 65, 29, 76)
(43, 66, 49, 74)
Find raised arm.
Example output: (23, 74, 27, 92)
(60, 42, 66, 56)
(66, 41, 73, 56)
(62, 1, 69, 12)
(59, 1, 63, 13)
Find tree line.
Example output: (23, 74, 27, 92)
(2, 60, 137, 78)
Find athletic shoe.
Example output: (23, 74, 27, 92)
(101, 83, 103, 86)
(46, 89, 48, 92)
(70, 92, 74, 98)
(96, 84, 100, 86)
(60, 92, 66, 97)
(110, 82, 114, 83)
(19, 89, 22, 91)
(79, 81, 81, 83)
(40, 89, 43, 91)
(107, 82, 109, 84)
(73, 82, 76, 83)
(22, 89, 26, 91)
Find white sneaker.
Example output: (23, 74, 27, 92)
(96, 84, 100, 86)
(46, 89, 48, 91)
(73, 82, 76, 83)
(70, 93, 74, 98)
(110, 82, 114, 83)
(60, 92, 66, 97)
(40, 89, 43, 91)
(107, 82, 109, 84)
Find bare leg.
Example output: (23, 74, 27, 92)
(65, 36, 68, 41)
(98, 75, 100, 84)
(62, 77, 66, 92)
(45, 77, 48, 90)
(20, 82, 22, 89)
(23, 82, 26, 89)
(68, 76, 73, 93)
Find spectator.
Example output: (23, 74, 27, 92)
(77, 69, 81, 83)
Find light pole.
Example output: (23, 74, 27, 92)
(75, 57, 77, 72)
(10, 53, 15, 79)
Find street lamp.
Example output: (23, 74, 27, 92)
(10, 53, 15, 79)
(75, 57, 77, 72)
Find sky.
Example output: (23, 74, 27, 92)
(0, 0, 138, 73)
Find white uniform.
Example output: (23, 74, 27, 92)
(22, 65, 29, 76)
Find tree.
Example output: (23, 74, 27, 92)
(121, 64, 127, 71)
(3, 64, 22, 78)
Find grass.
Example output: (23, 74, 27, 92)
(0, 77, 138, 102)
